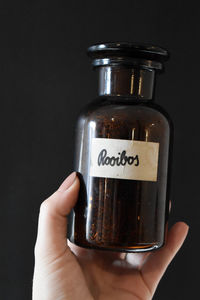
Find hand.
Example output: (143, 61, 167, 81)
(32, 172, 189, 300)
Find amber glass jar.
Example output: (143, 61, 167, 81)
(68, 42, 173, 252)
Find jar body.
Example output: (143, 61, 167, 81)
(68, 96, 172, 252)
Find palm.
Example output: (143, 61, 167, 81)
(70, 243, 152, 300)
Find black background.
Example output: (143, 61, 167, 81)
(1, 1, 198, 299)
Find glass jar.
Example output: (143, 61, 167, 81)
(68, 42, 173, 252)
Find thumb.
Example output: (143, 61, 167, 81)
(34, 172, 79, 261)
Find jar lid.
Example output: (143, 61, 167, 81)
(87, 42, 169, 70)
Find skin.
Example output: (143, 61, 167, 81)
(33, 172, 189, 300)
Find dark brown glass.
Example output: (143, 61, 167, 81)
(68, 65, 173, 252)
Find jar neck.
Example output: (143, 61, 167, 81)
(98, 66, 156, 99)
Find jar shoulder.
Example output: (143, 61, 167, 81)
(77, 97, 173, 130)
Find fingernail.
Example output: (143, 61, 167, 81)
(58, 172, 77, 192)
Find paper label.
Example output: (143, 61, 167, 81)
(90, 138, 159, 182)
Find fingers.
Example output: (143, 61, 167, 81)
(141, 222, 189, 296)
(34, 172, 80, 261)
